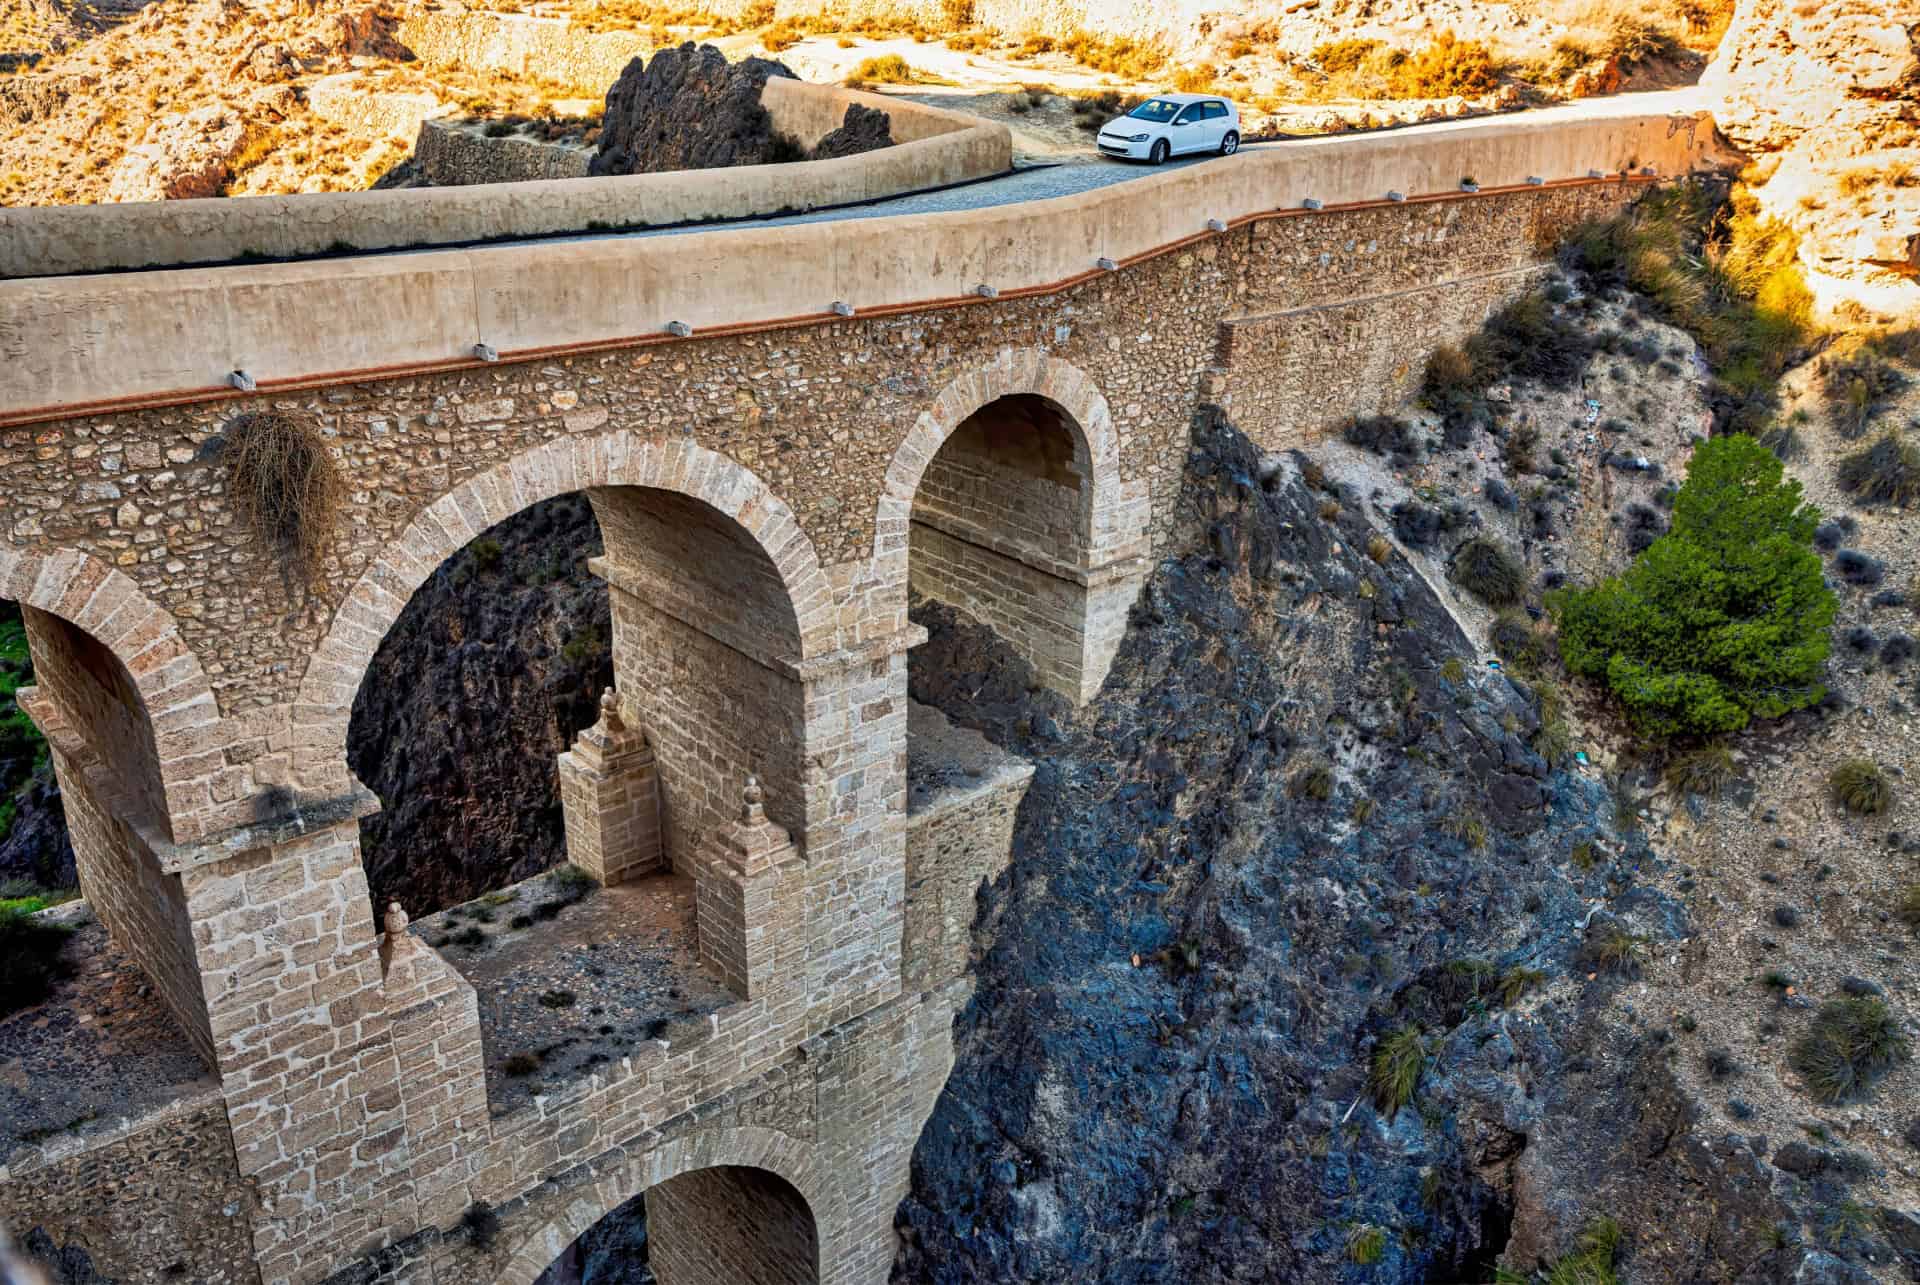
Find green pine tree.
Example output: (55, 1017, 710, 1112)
(1553, 435, 1835, 738)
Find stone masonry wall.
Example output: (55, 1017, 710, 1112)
(414, 119, 593, 187)
(0, 180, 1660, 1285)
(0, 184, 1645, 734)
(0, 1091, 260, 1285)
(178, 820, 415, 1285)
(1214, 264, 1559, 449)
(646, 1164, 818, 1285)
(903, 770, 1031, 995)
(46, 748, 217, 1065)
(909, 523, 1090, 702)
(609, 589, 806, 868)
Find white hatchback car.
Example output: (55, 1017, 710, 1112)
(1096, 93, 1241, 164)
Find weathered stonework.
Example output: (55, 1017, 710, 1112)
(0, 180, 1661, 1284)
(0, 1090, 260, 1285)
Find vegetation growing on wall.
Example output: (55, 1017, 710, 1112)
(1552, 435, 1835, 737)
(0, 602, 44, 847)
(222, 411, 342, 595)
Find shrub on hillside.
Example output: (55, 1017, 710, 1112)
(1829, 759, 1892, 816)
(1564, 184, 1813, 431)
(1835, 431, 1920, 507)
(1383, 31, 1500, 98)
(1792, 997, 1909, 1104)
(847, 54, 917, 84)
(1552, 435, 1835, 737)
(1451, 537, 1526, 606)
(1599, 15, 1685, 69)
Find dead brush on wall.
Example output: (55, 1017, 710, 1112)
(222, 411, 341, 596)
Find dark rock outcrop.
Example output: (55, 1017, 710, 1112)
(347, 495, 611, 917)
(589, 43, 799, 177)
(0, 764, 73, 891)
(889, 410, 1855, 1284)
(811, 102, 893, 160)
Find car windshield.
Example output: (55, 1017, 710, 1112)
(1126, 99, 1182, 123)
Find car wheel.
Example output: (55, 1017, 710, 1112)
(1220, 130, 1239, 156)
(1148, 139, 1169, 166)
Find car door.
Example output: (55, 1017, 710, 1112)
(1207, 101, 1234, 147)
(1171, 103, 1207, 155)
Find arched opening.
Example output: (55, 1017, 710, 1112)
(0, 595, 216, 1171)
(532, 1165, 819, 1285)
(347, 479, 809, 1110)
(907, 392, 1095, 699)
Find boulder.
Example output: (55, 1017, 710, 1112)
(589, 42, 798, 176)
(105, 102, 252, 202)
(810, 101, 893, 160)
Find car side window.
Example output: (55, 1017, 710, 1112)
(1174, 106, 1200, 124)
(1204, 102, 1226, 120)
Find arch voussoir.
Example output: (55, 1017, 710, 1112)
(0, 543, 225, 841)
(292, 432, 833, 788)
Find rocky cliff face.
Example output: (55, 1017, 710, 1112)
(891, 411, 1891, 1283)
(1703, 0, 1920, 317)
(347, 495, 611, 918)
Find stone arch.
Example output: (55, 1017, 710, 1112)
(876, 349, 1149, 705)
(0, 544, 223, 843)
(291, 434, 838, 796)
(497, 1126, 844, 1285)
(871, 348, 1136, 577)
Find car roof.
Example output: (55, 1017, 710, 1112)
(1148, 92, 1229, 104)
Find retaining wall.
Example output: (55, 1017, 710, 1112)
(394, 9, 651, 94)
(415, 118, 594, 186)
(0, 80, 1010, 282)
(0, 1090, 258, 1285)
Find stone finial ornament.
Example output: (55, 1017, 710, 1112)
(600, 688, 625, 734)
(741, 774, 766, 825)
(384, 901, 409, 937)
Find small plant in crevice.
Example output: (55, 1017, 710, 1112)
(1347, 1223, 1387, 1265)
(1525, 1216, 1625, 1285)
(1581, 925, 1645, 977)
(1440, 806, 1489, 852)
(1828, 759, 1892, 816)
(1898, 884, 1920, 931)
(1287, 761, 1335, 802)
(1791, 997, 1910, 1104)
(1369, 1025, 1425, 1118)
(220, 410, 342, 595)
(1662, 743, 1735, 798)
(462, 1201, 501, 1250)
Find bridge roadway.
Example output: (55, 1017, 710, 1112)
(461, 89, 1708, 246)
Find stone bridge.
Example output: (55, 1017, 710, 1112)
(0, 99, 1719, 1284)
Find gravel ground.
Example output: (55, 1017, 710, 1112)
(0, 905, 215, 1166)
(411, 866, 736, 1117)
